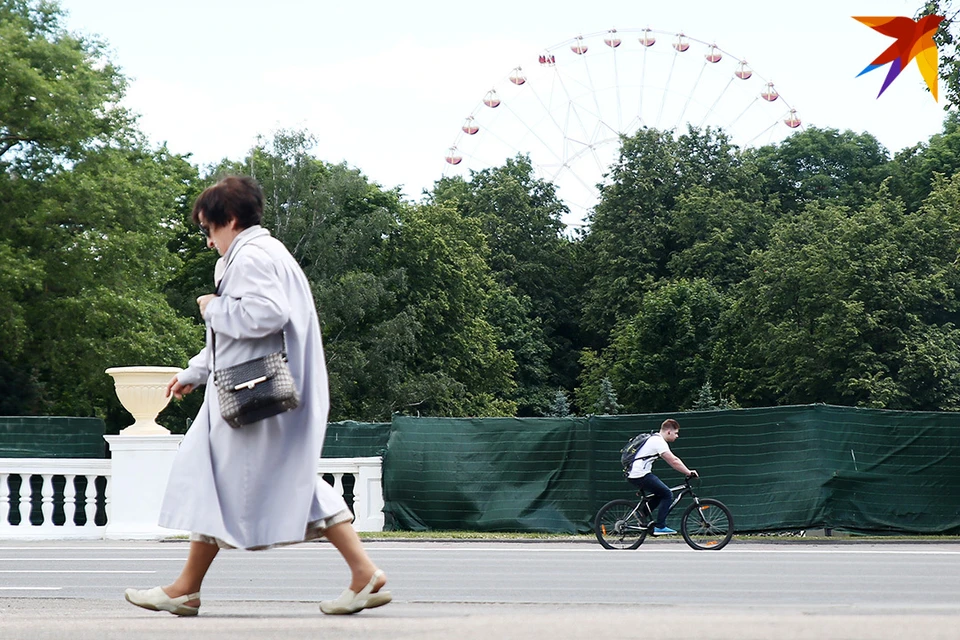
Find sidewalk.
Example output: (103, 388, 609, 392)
(3, 598, 958, 640)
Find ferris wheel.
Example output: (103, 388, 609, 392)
(443, 28, 803, 227)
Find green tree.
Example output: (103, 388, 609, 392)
(593, 378, 623, 415)
(220, 132, 519, 419)
(690, 380, 738, 411)
(714, 179, 960, 410)
(891, 111, 960, 213)
(579, 126, 758, 342)
(3, 145, 202, 427)
(0, 0, 131, 172)
(432, 156, 581, 414)
(582, 279, 725, 414)
(749, 127, 891, 213)
(0, 2, 203, 429)
(666, 185, 773, 289)
(546, 388, 572, 417)
(386, 201, 517, 417)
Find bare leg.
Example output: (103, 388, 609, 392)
(162, 540, 219, 607)
(324, 522, 386, 593)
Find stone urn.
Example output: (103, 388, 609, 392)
(105, 366, 183, 435)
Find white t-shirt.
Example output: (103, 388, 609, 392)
(627, 433, 670, 478)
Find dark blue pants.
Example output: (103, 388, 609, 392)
(629, 474, 673, 528)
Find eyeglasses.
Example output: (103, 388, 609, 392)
(199, 223, 210, 238)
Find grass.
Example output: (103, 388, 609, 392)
(358, 530, 589, 540)
(357, 530, 960, 542)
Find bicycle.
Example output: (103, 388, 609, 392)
(594, 476, 734, 551)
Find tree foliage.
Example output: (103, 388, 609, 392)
(546, 388, 572, 417)
(714, 180, 960, 410)
(593, 378, 623, 415)
(578, 126, 760, 342)
(748, 127, 891, 212)
(579, 279, 725, 414)
(0, 0, 131, 171)
(0, 1, 201, 430)
(432, 156, 580, 415)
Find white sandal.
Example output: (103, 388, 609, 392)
(319, 569, 392, 615)
(124, 586, 201, 616)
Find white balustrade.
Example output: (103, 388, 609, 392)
(0, 456, 384, 539)
(317, 457, 384, 532)
(0, 459, 111, 540)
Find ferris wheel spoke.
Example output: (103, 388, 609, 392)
(578, 52, 606, 135)
(548, 152, 603, 205)
(502, 103, 569, 166)
(743, 119, 782, 146)
(637, 47, 649, 128)
(564, 101, 601, 161)
(465, 115, 529, 165)
(726, 96, 763, 133)
(675, 62, 709, 131)
(530, 71, 577, 142)
(612, 48, 623, 131)
(656, 51, 681, 130)
(553, 72, 599, 150)
(622, 114, 643, 132)
(577, 122, 614, 177)
(698, 76, 736, 129)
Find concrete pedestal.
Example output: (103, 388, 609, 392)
(103, 435, 186, 539)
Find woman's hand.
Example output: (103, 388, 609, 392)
(196, 294, 218, 319)
(166, 375, 194, 400)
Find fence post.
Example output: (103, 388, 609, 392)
(353, 458, 384, 532)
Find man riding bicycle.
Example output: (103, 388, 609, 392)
(626, 418, 698, 535)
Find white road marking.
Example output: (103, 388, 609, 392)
(0, 545, 957, 556)
(0, 570, 154, 574)
(0, 558, 183, 562)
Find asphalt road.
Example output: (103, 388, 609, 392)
(0, 539, 958, 639)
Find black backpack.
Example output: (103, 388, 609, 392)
(619, 432, 660, 475)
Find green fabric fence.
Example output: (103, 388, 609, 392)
(382, 405, 960, 534)
(0, 417, 106, 458)
(383, 416, 592, 532)
(321, 421, 390, 458)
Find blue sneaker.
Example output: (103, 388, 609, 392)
(653, 526, 677, 536)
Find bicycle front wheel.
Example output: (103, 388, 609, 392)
(594, 499, 649, 550)
(680, 498, 734, 550)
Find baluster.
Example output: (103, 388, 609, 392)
(353, 473, 368, 523)
(332, 473, 344, 499)
(84, 474, 97, 528)
(40, 474, 54, 528)
(63, 474, 77, 527)
(18, 475, 32, 527)
(102, 475, 111, 527)
(0, 473, 9, 528)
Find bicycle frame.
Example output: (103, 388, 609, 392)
(632, 480, 696, 524)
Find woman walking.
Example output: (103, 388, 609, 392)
(124, 175, 389, 616)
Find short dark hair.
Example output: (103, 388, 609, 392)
(192, 175, 263, 229)
(661, 418, 680, 432)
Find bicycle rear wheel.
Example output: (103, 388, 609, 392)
(680, 498, 734, 550)
(594, 498, 649, 550)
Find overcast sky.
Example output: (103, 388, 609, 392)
(58, 0, 949, 221)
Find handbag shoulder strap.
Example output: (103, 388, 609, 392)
(210, 240, 287, 376)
